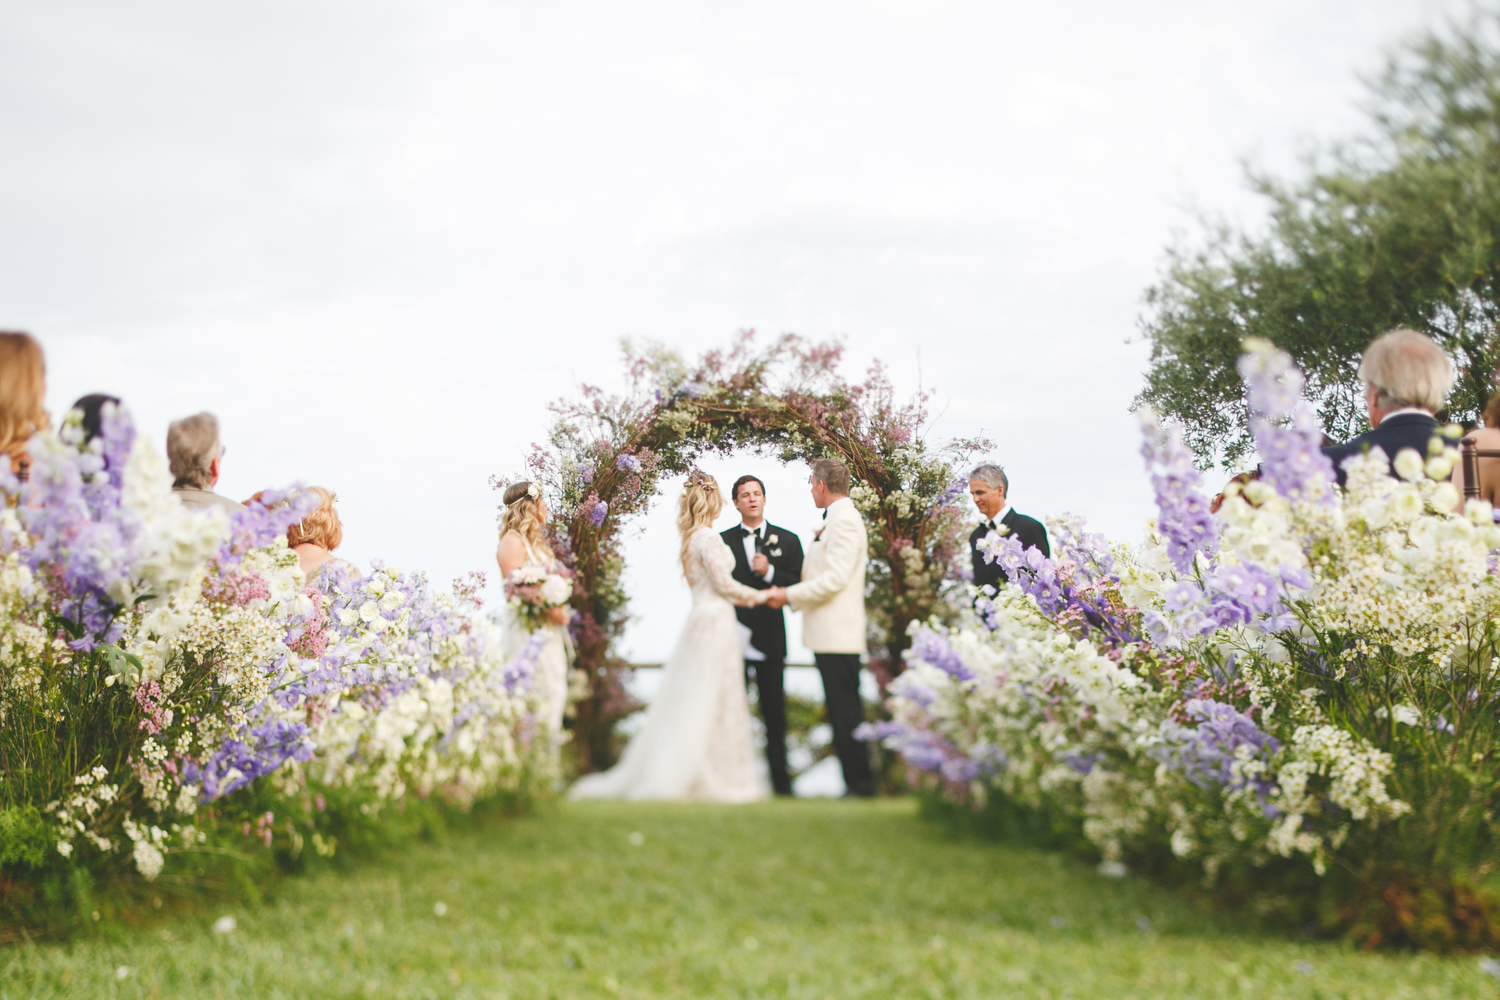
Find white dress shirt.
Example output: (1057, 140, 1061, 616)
(738, 521, 775, 583)
(1378, 407, 1433, 424)
(980, 504, 1012, 533)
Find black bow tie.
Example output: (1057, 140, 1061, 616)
(821, 509, 828, 521)
(739, 527, 760, 538)
(984, 519, 996, 531)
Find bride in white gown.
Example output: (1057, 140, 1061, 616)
(571, 472, 772, 802)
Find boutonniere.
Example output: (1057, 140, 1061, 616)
(768, 534, 778, 545)
(813, 528, 825, 543)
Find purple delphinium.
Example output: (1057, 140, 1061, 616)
(1151, 699, 1279, 799)
(8, 408, 143, 648)
(1238, 340, 1335, 506)
(906, 628, 974, 681)
(679, 381, 706, 399)
(1148, 561, 1289, 647)
(937, 478, 969, 508)
(1138, 410, 1219, 573)
(976, 528, 1139, 649)
(217, 487, 318, 572)
(590, 500, 609, 527)
(577, 461, 595, 483)
(187, 716, 315, 801)
(857, 720, 1005, 783)
(616, 454, 642, 474)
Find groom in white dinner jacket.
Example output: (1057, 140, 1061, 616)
(768, 457, 876, 797)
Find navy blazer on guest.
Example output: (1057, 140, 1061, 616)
(969, 508, 1049, 592)
(1322, 412, 1445, 486)
(719, 522, 804, 660)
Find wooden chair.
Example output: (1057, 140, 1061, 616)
(1459, 438, 1500, 499)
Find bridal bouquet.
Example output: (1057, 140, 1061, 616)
(506, 565, 573, 631)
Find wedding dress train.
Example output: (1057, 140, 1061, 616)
(570, 526, 769, 802)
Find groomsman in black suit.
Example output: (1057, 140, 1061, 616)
(967, 463, 1049, 590)
(721, 475, 804, 796)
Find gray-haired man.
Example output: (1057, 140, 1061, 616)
(167, 412, 243, 515)
(1322, 328, 1457, 486)
(968, 463, 1048, 590)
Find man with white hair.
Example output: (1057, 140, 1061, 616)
(968, 463, 1048, 592)
(1322, 328, 1457, 486)
(167, 412, 243, 515)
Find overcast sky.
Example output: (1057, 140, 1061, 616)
(0, 0, 1463, 661)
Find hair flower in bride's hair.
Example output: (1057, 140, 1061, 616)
(685, 467, 715, 493)
(526, 482, 541, 500)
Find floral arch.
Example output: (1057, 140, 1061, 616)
(499, 332, 989, 772)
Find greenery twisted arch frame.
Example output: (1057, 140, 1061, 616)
(503, 332, 988, 773)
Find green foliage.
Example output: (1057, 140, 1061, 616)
(0, 806, 54, 870)
(1140, 6, 1500, 468)
(0, 760, 535, 943)
(4, 800, 1495, 997)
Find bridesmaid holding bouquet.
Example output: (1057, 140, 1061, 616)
(496, 481, 573, 732)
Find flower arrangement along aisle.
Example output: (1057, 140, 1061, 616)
(866, 339, 1500, 950)
(0, 403, 552, 929)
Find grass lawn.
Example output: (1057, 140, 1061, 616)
(1, 797, 1496, 999)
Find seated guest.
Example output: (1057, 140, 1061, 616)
(247, 486, 355, 588)
(1453, 393, 1500, 505)
(968, 463, 1049, 590)
(1210, 470, 1260, 514)
(166, 412, 244, 515)
(0, 331, 50, 481)
(287, 487, 352, 587)
(70, 393, 122, 445)
(1322, 329, 1454, 486)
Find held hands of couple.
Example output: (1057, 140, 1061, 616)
(764, 586, 789, 609)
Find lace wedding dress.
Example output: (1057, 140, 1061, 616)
(570, 526, 770, 802)
(501, 537, 571, 734)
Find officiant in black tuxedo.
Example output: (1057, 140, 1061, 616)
(721, 474, 804, 796)
(968, 463, 1049, 590)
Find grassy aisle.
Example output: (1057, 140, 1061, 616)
(1, 798, 1494, 999)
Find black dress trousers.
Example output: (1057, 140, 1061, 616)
(815, 652, 875, 797)
(747, 657, 791, 796)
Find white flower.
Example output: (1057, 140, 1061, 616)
(1358, 498, 1390, 529)
(56, 841, 73, 857)
(132, 839, 164, 880)
(539, 575, 572, 607)
(359, 600, 380, 623)
(1430, 481, 1459, 512)
(1388, 487, 1423, 523)
(1392, 448, 1425, 482)
(213, 915, 237, 934)
(1375, 704, 1421, 726)
(379, 590, 405, 613)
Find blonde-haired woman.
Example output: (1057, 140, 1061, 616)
(0, 332, 50, 480)
(572, 472, 771, 802)
(497, 481, 572, 734)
